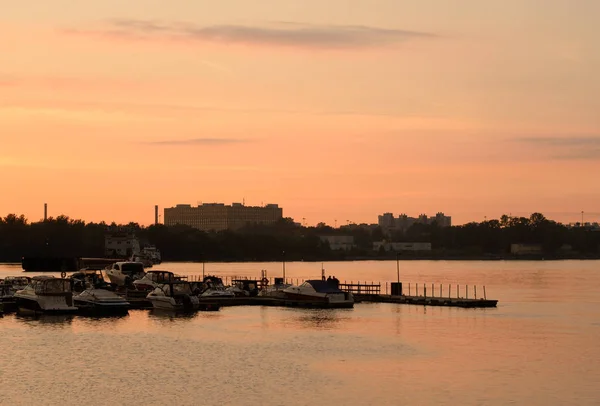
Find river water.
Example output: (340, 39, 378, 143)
(1, 260, 599, 405)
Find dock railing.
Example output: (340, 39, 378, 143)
(338, 282, 381, 295)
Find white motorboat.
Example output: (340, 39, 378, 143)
(146, 281, 199, 311)
(105, 261, 146, 286)
(197, 276, 235, 298)
(282, 279, 354, 308)
(132, 270, 176, 292)
(259, 277, 292, 299)
(70, 270, 129, 314)
(14, 276, 78, 313)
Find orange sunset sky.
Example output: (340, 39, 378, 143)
(1, 1, 599, 226)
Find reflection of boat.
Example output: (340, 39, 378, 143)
(147, 281, 199, 311)
(283, 280, 354, 308)
(14, 276, 78, 313)
(105, 262, 146, 286)
(70, 271, 129, 315)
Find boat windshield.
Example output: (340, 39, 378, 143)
(35, 279, 71, 294)
(172, 283, 192, 295)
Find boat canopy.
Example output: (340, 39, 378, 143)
(303, 280, 344, 294)
(34, 278, 71, 294)
(160, 282, 192, 296)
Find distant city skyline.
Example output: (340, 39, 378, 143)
(1, 1, 599, 225)
(1, 202, 599, 228)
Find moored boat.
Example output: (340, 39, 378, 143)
(147, 281, 200, 312)
(1, 276, 31, 312)
(70, 270, 129, 315)
(132, 270, 176, 292)
(195, 276, 235, 298)
(14, 276, 78, 314)
(282, 280, 354, 308)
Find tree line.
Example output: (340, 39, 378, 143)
(0, 212, 598, 262)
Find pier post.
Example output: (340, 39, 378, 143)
(475, 285, 477, 299)
(457, 284, 460, 298)
(408, 283, 411, 296)
(432, 283, 434, 297)
(466, 285, 468, 299)
(449, 284, 451, 298)
(424, 285, 427, 298)
(440, 284, 442, 298)
(483, 285, 487, 300)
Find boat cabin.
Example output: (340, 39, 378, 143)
(30, 277, 72, 296)
(300, 280, 345, 294)
(145, 270, 176, 284)
(231, 279, 259, 296)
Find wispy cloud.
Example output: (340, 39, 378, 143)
(143, 138, 250, 146)
(64, 20, 437, 49)
(512, 136, 600, 160)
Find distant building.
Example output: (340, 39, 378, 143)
(105, 233, 140, 258)
(164, 202, 283, 231)
(373, 242, 432, 252)
(320, 235, 355, 251)
(377, 212, 452, 235)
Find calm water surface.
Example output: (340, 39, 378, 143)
(1, 260, 599, 405)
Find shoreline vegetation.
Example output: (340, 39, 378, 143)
(0, 212, 599, 263)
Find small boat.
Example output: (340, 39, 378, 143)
(282, 280, 354, 308)
(1, 276, 31, 312)
(147, 281, 200, 312)
(259, 277, 292, 299)
(105, 261, 146, 286)
(227, 279, 260, 297)
(132, 270, 177, 292)
(196, 276, 235, 298)
(70, 270, 129, 315)
(14, 276, 78, 313)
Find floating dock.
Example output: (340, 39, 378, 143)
(354, 294, 498, 308)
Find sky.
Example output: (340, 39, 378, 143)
(1, 0, 599, 226)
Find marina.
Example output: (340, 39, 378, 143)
(1, 259, 599, 406)
(1, 260, 499, 316)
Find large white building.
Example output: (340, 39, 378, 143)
(164, 202, 283, 231)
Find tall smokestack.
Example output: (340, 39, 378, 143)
(155, 205, 159, 225)
(44, 203, 47, 221)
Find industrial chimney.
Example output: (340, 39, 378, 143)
(44, 203, 47, 221)
(155, 205, 159, 225)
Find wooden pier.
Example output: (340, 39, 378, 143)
(353, 294, 498, 308)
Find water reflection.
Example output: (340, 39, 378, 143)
(148, 309, 197, 321)
(15, 312, 75, 326)
(76, 313, 130, 321)
(291, 308, 351, 330)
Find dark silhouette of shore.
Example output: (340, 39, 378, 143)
(1, 212, 598, 263)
